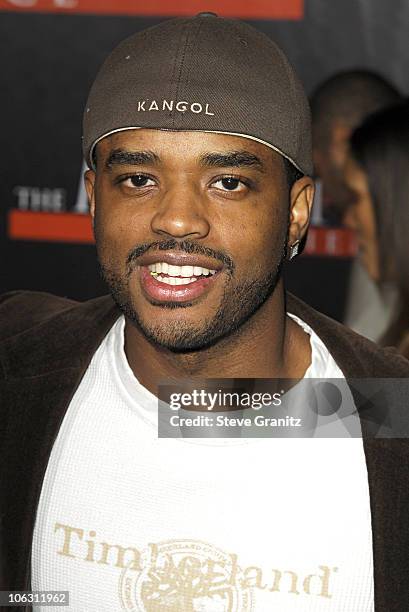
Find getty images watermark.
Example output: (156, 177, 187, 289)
(157, 378, 409, 438)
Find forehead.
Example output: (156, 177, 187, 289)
(96, 128, 283, 169)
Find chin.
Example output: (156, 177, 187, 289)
(144, 333, 219, 353)
(134, 318, 220, 352)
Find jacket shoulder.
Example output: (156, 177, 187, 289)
(0, 291, 119, 379)
(286, 292, 409, 377)
(0, 290, 78, 342)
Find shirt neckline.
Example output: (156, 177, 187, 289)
(108, 313, 343, 441)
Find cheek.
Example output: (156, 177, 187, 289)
(217, 201, 287, 270)
(94, 196, 149, 265)
(94, 206, 124, 251)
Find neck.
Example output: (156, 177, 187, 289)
(124, 282, 311, 397)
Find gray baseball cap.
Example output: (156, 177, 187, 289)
(83, 12, 312, 175)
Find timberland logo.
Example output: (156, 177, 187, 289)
(54, 523, 338, 611)
(136, 99, 215, 115)
(119, 539, 254, 611)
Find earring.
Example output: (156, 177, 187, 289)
(289, 239, 300, 260)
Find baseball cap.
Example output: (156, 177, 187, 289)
(82, 12, 312, 175)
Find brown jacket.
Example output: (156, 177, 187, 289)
(1, 290, 409, 611)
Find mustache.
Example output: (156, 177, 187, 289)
(126, 239, 235, 275)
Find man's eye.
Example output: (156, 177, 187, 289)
(213, 177, 244, 191)
(123, 175, 155, 188)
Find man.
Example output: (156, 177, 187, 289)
(310, 71, 402, 340)
(1, 13, 409, 612)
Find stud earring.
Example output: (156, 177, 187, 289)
(289, 239, 300, 260)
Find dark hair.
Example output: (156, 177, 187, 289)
(311, 70, 401, 151)
(283, 157, 304, 186)
(91, 147, 97, 169)
(349, 99, 409, 348)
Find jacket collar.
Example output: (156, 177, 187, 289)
(286, 292, 409, 378)
(4, 291, 409, 380)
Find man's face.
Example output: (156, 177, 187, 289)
(85, 129, 311, 351)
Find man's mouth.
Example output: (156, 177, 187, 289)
(148, 262, 217, 286)
(138, 262, 221, 303)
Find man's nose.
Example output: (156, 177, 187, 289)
(150, 183, 211, 239)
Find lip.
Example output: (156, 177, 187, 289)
(136, 251, 224, 272)
(139, 265, 222, 303)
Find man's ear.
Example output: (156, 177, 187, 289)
(287, 177, 315, 252)
(84, 169, 96, 220)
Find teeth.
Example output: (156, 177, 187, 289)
(181, 266, 194, 278)
(168, 264, 180, 276)
(155, 275, 198, 285)
(148, 263, 217, 277)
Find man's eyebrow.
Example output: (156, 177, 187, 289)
(105, 149, 160, 169)
(200, 150, 266, 172)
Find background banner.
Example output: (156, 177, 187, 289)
(0, 0, 303, 18)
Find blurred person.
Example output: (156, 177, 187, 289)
(311, 69, 401, 211)
(344, 99, 409, 357)
(1, 14, 409, 612)
(310, 70, 402, 340)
